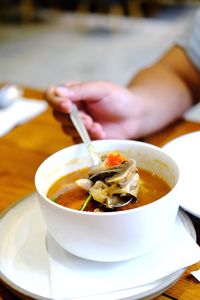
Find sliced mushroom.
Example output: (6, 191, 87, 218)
(106, 173, 139, 197)
(105, 160, 136, 185)
(76, 152, 140, 209)
(89, 164, 122, 182)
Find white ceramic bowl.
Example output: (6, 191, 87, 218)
(35, 140, 180, 262)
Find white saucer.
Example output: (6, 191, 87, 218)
(0, 194, 198, 300)
(163, 131, 200, 218)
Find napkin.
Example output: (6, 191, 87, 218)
(46, 211, 200, 300)
(0, 98, 47, 137)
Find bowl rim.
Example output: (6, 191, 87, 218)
(35, 139, 180, 216)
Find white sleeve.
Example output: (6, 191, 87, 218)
(177, 10, 200, 70)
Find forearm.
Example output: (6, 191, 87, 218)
(124, 47, 199, 138)
(128, 46, 200, 107)
(128, 63, 193, 119)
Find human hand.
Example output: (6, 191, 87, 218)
(45, 81, 142, 140)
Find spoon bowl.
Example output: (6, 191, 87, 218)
(0, 85, 23, 108)
(108, 195, 136, 208)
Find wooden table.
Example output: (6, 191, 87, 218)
(0, 86, 200, 300)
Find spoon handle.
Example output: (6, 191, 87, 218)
(70, 104, 101, 166)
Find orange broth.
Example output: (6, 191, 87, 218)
(47, 167, 171, 212)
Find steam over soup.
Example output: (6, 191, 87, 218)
(47, 151, 171, 212)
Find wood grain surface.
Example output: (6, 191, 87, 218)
(0, 85, 200, 300)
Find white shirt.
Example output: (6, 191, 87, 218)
(178, 10, 200, 70)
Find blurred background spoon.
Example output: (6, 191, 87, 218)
(70, 103, 101, 166)
(0, 85, 23, 109)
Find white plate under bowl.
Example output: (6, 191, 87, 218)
(163, 131, 200, 218)
(0, 194, 197, 300)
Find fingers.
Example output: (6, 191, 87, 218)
(62, 122, 105, 140)
(53, 110, 93, 127)
(45, 81, 116, 116)
(55, 80, 114, 103)
(54, 109, 105, 140)
(88, 122, 106, 139)
(45, 81, 112, 140)
(45, 85, 73, 113)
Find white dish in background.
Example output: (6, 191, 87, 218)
(0, 194, 199, 300)
(163, 131, 200, 218)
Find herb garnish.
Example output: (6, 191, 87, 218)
(50, 196, 57, 202)
(80, 194, 92, 211)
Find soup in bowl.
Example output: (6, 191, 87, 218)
(35, 140, 180, 262)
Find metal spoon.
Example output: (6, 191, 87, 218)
(108, 195, 136, 209)
(70, 104, 134, 208)
(70, 104, 101, 166)
(0, 85, 23, 109)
